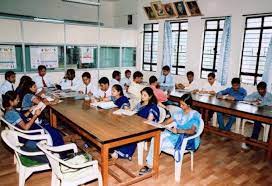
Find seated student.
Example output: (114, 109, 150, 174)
(139, 93, 201, 175)
(216, 78, 247, 131)
(159, 65, 174, 88)
(0, 71, 16, 95)
(120, 69, 132, 91)
(15, 76, 32, 106)
(59, 69, 80, 90)
(111, 87, 160, 160)
(128, 71, 145, 99)
(2, 91, 64, 147)
(241, 81, 272, 149)
(33, 65, 54, 89)
(103, 84, 130, 109)
(149, 76, 168, 106)
(95, 77, 111, 99)
(176, 71, 197, 91)
(78, 72, 97, 96)
(110, 70, 121, 86)
(193, 72, 220, 95)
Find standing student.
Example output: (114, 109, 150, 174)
(111, 70, 121, 86)
(120, 70, 132, 90)
(139, 93, 202, 175)
(59, 69, 80, 90)
(159, 65, 174, 88)
(128, 71, 146, 107)
(241, 81, 272, 149)
(104, 84, 130, 109)
(0, 71, 16, 95)
(33, 65, 53, 89)
(95, 77, 111, 99)
(111, 87, 160, 160)
(193, 72, 220, 95)
(78, 72, 97, 96)
(216, 78, 247, 131)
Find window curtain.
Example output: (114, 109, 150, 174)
(262, 36, 272, 91)
(162, 21, 172, 68)
(217, 16, 231, 86)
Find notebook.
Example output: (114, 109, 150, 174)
(31, 102, 46, 115)
(91, 101, 117, 109)
(113, 109, 137, 116)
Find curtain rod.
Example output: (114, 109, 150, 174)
(201, 16, 230, 20)
(243, 12, 272, 17)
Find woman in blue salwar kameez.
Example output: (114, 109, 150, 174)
(111, 87, 160, 160)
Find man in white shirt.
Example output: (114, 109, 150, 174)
(193, 72, 220, 95)
(120, 69, 132, 91)
(33, 65, 54, 89)
(159, 65, 174, 88)
(79, 72, 97, 96)
(59, 69, 80, 90)
(128, 71, 146, 107)
(110, 70, 121, 86)
(95, 77, 111, 99)
(0, 71, 16, 95)
(176, 71, 197, 91)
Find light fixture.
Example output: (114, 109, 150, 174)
(63, 0, 101, 6)
(34, 18, 64, 23)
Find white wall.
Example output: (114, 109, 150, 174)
(113, 0, 272, 94)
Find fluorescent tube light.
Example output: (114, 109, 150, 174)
(63, 0, 101, 6)
(34, 18, 64, 23)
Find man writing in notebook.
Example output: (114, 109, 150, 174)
(79, 72, 97, 96)
(216, 78, 247, 131)
(176, 71, 197, 91)
(0, 71, 16, 95)
(193, 72, 220, 95)
(33, 65, 53, 89)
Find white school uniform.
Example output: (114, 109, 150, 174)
(95, 87, 112, 98)
(0, 80, 14, 95)
(201, 81, 220, 93)
(120, 77, 131, 87)
(59, 78, 81, 91)
(79, 82, 97, 95)
(33, 74, 54, 89)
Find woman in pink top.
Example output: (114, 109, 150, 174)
(149, 76, 168, 104)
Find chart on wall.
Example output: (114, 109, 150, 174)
(80, 47, 94, 64)
(0, 45, 17, 69)
(30, 46, 59, 68)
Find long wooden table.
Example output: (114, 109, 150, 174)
(170, 91, 272, 159)
(49, 99, 161, 186)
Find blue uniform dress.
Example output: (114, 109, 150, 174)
(114, 103, 160, 159)
(146, 109, 201, 167)
(21, 93, 36, 111)
(4, 109, 64, 148)
(111, 96, 130, 109)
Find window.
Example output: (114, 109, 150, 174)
(25, 45, 64, 72)
(143, 23, 159, 71)
(0, 44, 23, 73)
(99, 47, 120, 68)
(200, 19, 225, 78)
(240, 16, 272, 84)
(171, 22, 188, 75)
(122, 47, 136, 67)
(66, 46, 97, 69)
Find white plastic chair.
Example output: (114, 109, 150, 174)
(1, 130, 51, 186)
(37, 141, 102, 186)
(162, 119, 204, 182)
(241, 119, 270, 142)
(137, 106, 167, 165)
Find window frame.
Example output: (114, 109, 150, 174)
(142, 23, 159, 72)
(239, 15, 272, 85)
(170, 21, 188, 75)
(200, 19, 225, 79)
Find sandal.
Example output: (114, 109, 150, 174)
(139, 166, 152, 176)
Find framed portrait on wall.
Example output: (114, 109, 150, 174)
(143, 6, 157, 20)
(164, 3, 178, 17)
(173, 1, 188, 17)
(151, 1, 169, 19)
(185, 1, 202, 16)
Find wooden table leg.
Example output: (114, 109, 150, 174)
(101, 144, 109, 186)
(50, 108, 57, 128)
(267, 126, 272, 160)
(153, 131, 161, 179)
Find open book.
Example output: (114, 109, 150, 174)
(31, 102, 46, 115)
(90, 101, 117, 109)
(113, 109, 137, 116)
